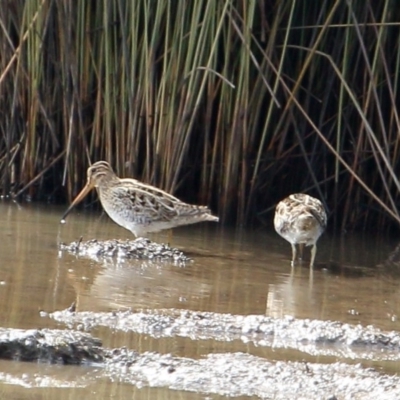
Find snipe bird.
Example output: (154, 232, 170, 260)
(274, 193, 327, 267)
(61, 161, 218, 237)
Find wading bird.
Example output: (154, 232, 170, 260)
(274, 193, 327, 267)
(61, 161, 218, 237)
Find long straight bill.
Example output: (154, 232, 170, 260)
(60, 183, 93, 222)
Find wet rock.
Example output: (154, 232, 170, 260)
(0, 328, 104, 364)
(59, 238, 190, 264)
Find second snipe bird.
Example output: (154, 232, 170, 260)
(61, 161, 218, 237)
(274, 193, 327, 267)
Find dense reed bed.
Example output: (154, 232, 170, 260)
(1, 1, 400, 231)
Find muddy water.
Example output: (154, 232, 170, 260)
(1, 200, 400, 398)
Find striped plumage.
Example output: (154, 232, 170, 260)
(274, 193, 327, 267)
(61, 161, 218, 237)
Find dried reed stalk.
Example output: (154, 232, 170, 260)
(0, 1, 399, 231)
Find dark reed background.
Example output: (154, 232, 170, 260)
(1, 0, 400, 232)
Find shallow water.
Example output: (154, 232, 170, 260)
(1, 200, 400, 398)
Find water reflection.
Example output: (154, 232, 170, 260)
(0, 360, 232, 400)
(64, 256, 213, 311)
(1, 200, 400, 327)
(1, 201, 400, 397)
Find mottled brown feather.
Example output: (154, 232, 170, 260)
(274, 193, 327, 266)
(62, 161, 218, 237)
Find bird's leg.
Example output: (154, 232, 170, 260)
(299, 243, 304, 261)
(291, 243, 297, 267)
(310, 244, 317, 267)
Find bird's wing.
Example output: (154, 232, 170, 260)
(114, 179, 182, 221)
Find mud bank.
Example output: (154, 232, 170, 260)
(0, 328, 103, 364)
(104, 350, 400, 400)
(0, 325, 400, 399)
(51, 308, 400, 361)
(59, 238, 190, 264)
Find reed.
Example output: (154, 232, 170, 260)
(1, 0, 400, 231)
